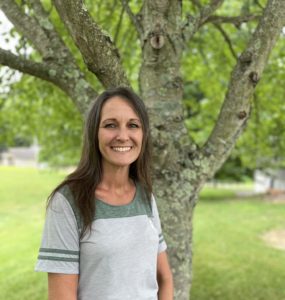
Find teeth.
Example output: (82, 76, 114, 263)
(112, 147, 132, 152)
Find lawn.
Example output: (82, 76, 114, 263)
(0, 167, 285, 300)
(191, 186, 285, 300)
(0, 167, 65, 300)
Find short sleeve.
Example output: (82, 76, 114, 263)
(151, 195, 167, 254)
(35, 192, 80, 274)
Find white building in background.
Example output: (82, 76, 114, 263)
(0, 143, 40, 167)
(254, 169, 285, 193)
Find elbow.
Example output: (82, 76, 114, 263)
(157, 270, 173, 285)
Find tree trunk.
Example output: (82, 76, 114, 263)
(137, 1, 285, 299)
(138, 1, 199, 298)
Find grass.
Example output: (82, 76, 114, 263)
(0, 167, 285, 299)
(0, 166, 65, 300)
(191, 187, 285, 300)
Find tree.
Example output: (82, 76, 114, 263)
(0, 0, 284, 298)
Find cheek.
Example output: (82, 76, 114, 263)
(98, 133, 109, 154)
(138, 135, 144, 151)
(138, 131, 143, 145)
(98, 131, 113, 144)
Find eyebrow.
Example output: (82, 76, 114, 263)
(101, 118, 141, 123)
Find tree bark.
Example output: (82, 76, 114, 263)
(0, 0, 98, 113)
(138, 1, 197, 298)
(52, 0, 130, 88)
(202, 0, 285, 180)
(138, 0, 285, 299)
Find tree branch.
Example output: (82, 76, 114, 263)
(254, 0, 265, 10)
(213, 24, 238, 60)
(182, 0, 225, 42)
(205, 14, 260, 27)
(200, 0, 285, 180)
(199, 0, 225, 23)
(0, 48, 97, 113)
(28, 0, 50, 18)
(0, 48, 55, 82)
(53, 0, 130, 88)
(190, 0, 202, 10)
(0, 0, 53, 59)
(121, 0, 143, 37)
(24, 0, 80, 65)
(0, 0, 80, 66)
(0, 0, 100, 113)
(114, 6, 125, 45)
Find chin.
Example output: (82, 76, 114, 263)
(104, 159, 136, 169)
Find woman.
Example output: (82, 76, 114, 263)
(35, 87, 173, 300)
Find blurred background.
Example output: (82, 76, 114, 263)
(1, 1, 285, 299)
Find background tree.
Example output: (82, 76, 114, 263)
(0, 0, 284, 299)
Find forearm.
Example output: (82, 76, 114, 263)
(157, 251, 173, 300)
(48, 273, 78, 300)
(158, 275, 174, 300)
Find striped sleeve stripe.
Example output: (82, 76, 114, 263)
(39, 248, 79, 255)
(38, 256, 79, 262)
(38, 248, 79, 263)
(159, 233, 165, 244)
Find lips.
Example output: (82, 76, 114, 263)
(111, 146, 132, 152)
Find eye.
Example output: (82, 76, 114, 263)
(104, 123, 116, 128)
(128, 123, 140, 128)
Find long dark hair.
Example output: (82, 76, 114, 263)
(48, 87, 152, 237)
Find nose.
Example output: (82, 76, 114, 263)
(116, 127, 129, 142)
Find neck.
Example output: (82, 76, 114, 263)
(99, 164, 132, 189)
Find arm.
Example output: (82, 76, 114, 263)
(48, 273, 78, 300)
(157, 251, 173, 300)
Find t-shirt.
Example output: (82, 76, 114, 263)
(35, 183, 167, 300)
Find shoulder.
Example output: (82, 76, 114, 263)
(57, 184, 75, 204)
(149, 193, 162, 220)
(49, 185, 82, 229)
(48, 185, 73, 210)
(132, 181, 152, 217)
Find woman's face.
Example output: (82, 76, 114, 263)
(98, 96, 143, 171)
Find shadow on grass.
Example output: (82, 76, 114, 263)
(199, 187, 264, 203)
(199, 188, 237, 202)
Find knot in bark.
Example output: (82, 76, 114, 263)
(240, 51, 253, 65)
(155, 124, 166, 131)
(149, 23, 165, 49)
(150, 34, 165, 49)
(239, 51, 253, 72)
(164, 77, 183, 89)
(237, 111, 247, 119)
(249, 71, 259, 86)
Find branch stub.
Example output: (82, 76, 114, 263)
(249, 71, 260, 86)
(237, 111, 247, 119)
(150, 34, 165, 49)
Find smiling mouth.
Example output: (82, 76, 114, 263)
(111, 146, 132, 152)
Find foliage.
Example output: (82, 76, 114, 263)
(237, 38, 285, 169)
(214, 152, 253, 182)
(0, 75, 83, 166)
(182, 2, 285, 173)
(0, 2, 284, 169)
(0, 0, 142, 165)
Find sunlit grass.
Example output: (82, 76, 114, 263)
(191, 187, 285, 300)
(0, 166, 65, 300)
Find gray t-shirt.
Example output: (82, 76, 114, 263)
(35, 184, 167, 300)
